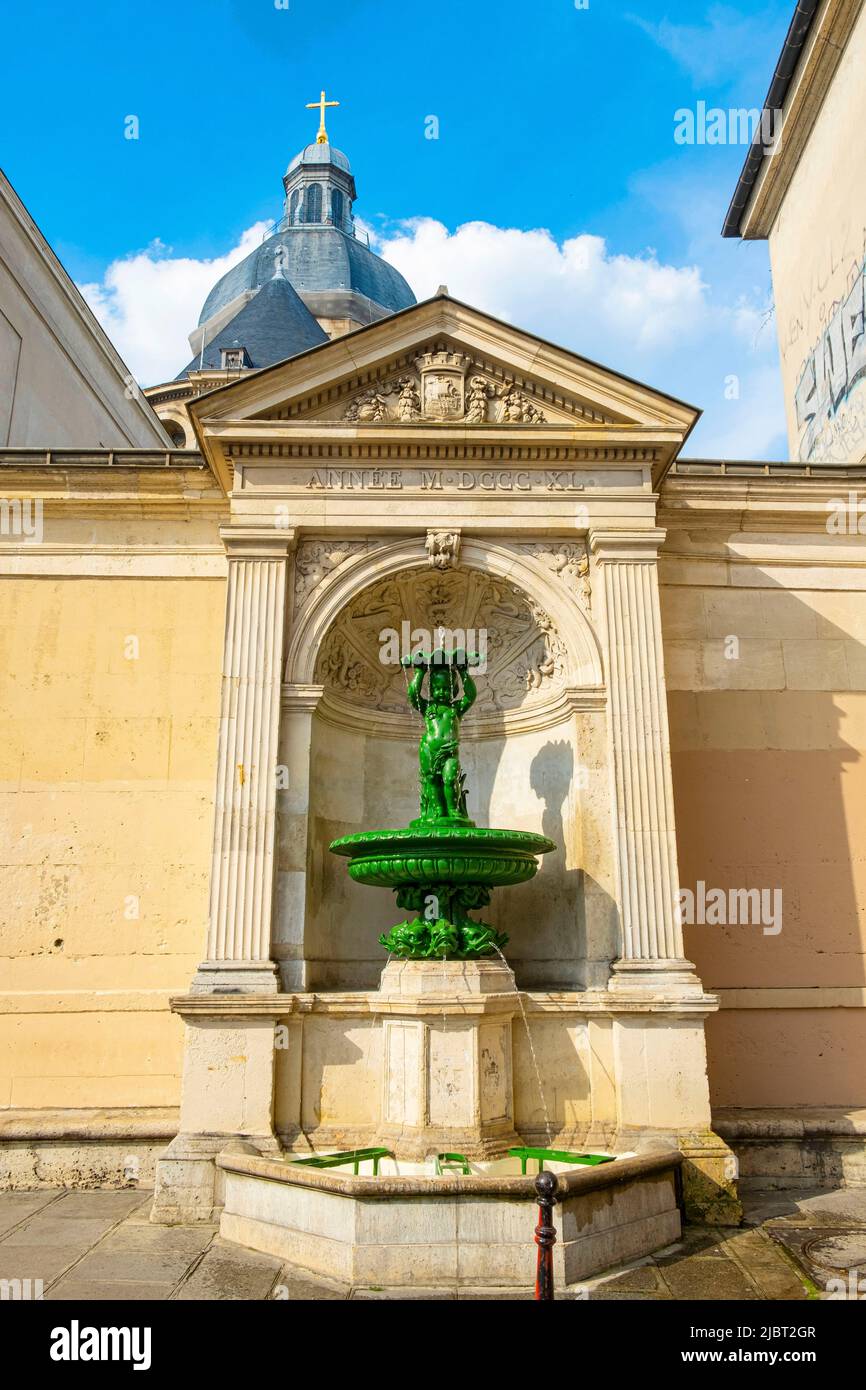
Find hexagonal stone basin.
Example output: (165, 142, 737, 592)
(217, 1149, 682, 1290)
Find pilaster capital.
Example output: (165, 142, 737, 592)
(281, 683, 325, 714)
(589, 528, 667, 563)
(220, 526, 298, 561)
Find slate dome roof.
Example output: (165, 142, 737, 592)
(197, 225, 415, 328)
(179, 274, 328, 377)
(285, 141, 352, 174)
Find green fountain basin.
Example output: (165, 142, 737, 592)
(329, 823, 556, 960)
(329, 824, 556, 891)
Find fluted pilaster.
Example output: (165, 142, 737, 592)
(590, 529, 701, 997)
(192, 528, 294, 994)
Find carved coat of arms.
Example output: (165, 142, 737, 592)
(415, 350, 470, 421)
(338, 344, 548, 425)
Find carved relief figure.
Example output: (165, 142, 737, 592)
(317, 642, 380, 698)
(425, 530, 461, 570)
(294, 539, 369, 611)
(396, 377, 421, 421)
(345, 388, 389, 422)
(424, 374, 462, 419)
(499, 385, 547, 423)
(337, 349, 552, 426)
(519, 542, 592, 611)
(465, 376, 494, 424)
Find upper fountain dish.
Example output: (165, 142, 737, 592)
(329, 647, 555, 959)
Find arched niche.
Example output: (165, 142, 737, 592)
(277, 539, 617, 993)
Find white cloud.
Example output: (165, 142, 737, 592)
(372, 218, 709, 353)
(79, 223, 271, 387)
(372, 216, 786, 459)
(627, 3, 787, 93)
(78, 212, 787, 459)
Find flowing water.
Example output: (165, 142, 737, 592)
(492, 944, 554, 1144)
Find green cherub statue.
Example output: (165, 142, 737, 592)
(401, 648, 480, 822)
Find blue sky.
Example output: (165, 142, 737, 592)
(1, 0, 797, 457)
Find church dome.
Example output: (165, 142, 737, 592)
(181, 102, 417, 381)
(197, 227, 415, 328)
(286, 142, 352, 174)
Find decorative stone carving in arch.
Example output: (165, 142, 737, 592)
(285, 537, 605, 736)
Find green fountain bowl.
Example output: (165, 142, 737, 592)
(328, 823, 556, 892)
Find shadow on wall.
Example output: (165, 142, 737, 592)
(484, 737, 616, 991)
(663, 566, 866, 1111)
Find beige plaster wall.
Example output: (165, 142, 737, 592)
(661, 543, 866, 1108)
(768, 3, 866, 462)
(0, 571, 225, 1110)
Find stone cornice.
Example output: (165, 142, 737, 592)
(281, 683, 325, 715)
(659, 473, 866, 532)
(0, 447, 207, 471)
(186, 297, 700, 490)
(188, 297, 699, 433)
(169, 989, 717, 1019)
(209, 421, 672, 460)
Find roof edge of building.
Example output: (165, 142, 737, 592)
(721, 0, 823, 238)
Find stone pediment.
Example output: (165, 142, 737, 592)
(189, 295, 699, 437)
(259, 342, 606, 428)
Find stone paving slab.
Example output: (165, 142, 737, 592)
(271, 1270, 349, 1301)
(0, 1183, 858, 1301)
(0, 1243, 87, 1284)
(0, 1190, 59, 1237)
(744, 1187, 866, 1229)
(174, 1240, 283, 1300)
(41, 1191, 149, 1221)
(1, 1216, 122, 1248)
(70, 1247, 203, 1285)
(46, 1280, 176, 1301)
(653, 1255, 761, 1301)
(740, 1186, 866, 1297)
(97, 1222, 216, 1255)
(587, 1289, 673, 1300)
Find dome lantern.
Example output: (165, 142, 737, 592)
(282, 91, 356, 233)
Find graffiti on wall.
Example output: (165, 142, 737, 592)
(795, 255, 866, 461)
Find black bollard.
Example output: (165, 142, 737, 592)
(534, 1169, 558, 1300)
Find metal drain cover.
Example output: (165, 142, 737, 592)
(802, 1234, 866, 1271)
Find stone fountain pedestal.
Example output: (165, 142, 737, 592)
(370, 959, 522, 1161)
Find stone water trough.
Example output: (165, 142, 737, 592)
(217, 1148, 683, 1289)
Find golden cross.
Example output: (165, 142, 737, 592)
(306, 89, 340, 145)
